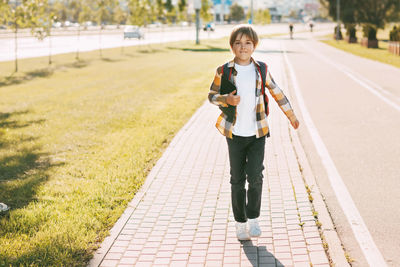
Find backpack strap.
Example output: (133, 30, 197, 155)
(221, 62, 232, 81)
(256, 61, 267, 94)
(256, 61, 269, 116)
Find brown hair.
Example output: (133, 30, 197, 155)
(229, 24, 259, 48)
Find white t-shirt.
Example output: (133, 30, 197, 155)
(232, 62, 257, 137)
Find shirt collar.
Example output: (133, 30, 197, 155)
(228, 57, 260, 68)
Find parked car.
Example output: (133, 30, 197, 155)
(203, 22, 215, 31)
(124, 25, 144, 39)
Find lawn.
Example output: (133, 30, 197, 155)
(320, 24, 400, 68)
(0, 38, 231, 266)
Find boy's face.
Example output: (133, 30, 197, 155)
(231, 33, 255, 65)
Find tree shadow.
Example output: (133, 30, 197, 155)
(0, 110, 61, 212)
(241, 240, 284, 266)
(167, 45, 230, 52)
(0, 232, 91, 266)
(101, 57, 122, 62)
(66, 59, 89, 69)
(0, 68, 54, 87)
(138, 48, 164, 54)
(0, 58, 92, 88)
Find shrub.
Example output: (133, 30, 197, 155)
(346, 24, 356, 38)
(334, 25, 343, 39)
(362, 24, 377, 41)
(389, 25, 400, 41)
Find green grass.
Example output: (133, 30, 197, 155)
(0, 38, 231, 266)
(320, 26, 400, 68)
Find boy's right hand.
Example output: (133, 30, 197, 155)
(226, 90, 240, 106)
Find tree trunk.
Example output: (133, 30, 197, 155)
(76, 26, 81, 60)
(49, 31, 52, 65)
(361, 37, 378, 48)
(388, 41, 400, 55)
(14, 23, 18, 73)
(99, 27, 102, 58)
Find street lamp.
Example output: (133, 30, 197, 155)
(194, 0, 201, 44)
(250, 0, 253, 24)
(336, 0, 340, 40)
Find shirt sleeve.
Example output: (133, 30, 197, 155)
(208, 66, 229, 107)
(265, 70, 297, 123)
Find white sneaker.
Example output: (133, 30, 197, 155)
(248, 218, 262, 237)
(235, 222, 251, 241)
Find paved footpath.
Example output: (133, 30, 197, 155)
(89, 95, 331, 266)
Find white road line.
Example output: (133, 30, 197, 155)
(282, 44, 388, 267)
(299, 41, 400, 112)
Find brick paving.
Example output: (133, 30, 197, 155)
(89, 95, 330, 267)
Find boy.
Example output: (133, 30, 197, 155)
(208, 24, 299, 241)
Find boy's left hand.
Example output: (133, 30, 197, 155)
(291, 119, 299, 129)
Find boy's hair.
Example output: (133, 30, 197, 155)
(229, 24, 259, 48)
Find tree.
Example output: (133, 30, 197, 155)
(255, 9, 271, 25)
(113, 3, 127, 27)
(75, 0, 93, 60)
(27, 0, 57, 65)
(164, 0, 176, 24)
(155, 0, 165, 23)
(7, 0, 31, 72)
(0, 1, 10, 27)
(52, 0, 67, 22)
(128, 0, 146, 26)
(95, 0, 114, 57)
(200, 0, 212, 22)
(355, 0, 399, 29)
(229, 3, 244, 22)
(322, 0, 400, 29)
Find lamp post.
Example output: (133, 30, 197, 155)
(194, 0, 201, 44)
(336, 0, 340, 40)
(221, 0, 225, 23)
(250, 0, 253, 24)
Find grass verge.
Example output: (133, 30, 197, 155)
(0, 38, 231, 266)
(320, 29, 400, 68)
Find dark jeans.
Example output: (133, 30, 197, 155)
(226, 135, 265, 223)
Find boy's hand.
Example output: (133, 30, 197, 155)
(291, 119, 300, 129)
(226, 90, 240, 106)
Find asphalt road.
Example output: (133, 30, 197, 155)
(263, 32, 400, 266)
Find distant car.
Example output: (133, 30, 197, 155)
(124, 25, 144, 39)
(203, 23, 215, 31)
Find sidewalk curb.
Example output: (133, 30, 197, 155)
(289, 127, 350, 267)
(87, 102, 208, 267)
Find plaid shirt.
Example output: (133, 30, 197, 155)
(208, 58, 297, 139)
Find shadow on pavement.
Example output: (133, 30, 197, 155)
(242, 240, 284, 266)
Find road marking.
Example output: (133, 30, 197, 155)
(282, 43, 388, 267)
(299, 41, 400, 112)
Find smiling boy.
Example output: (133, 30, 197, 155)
(208, 24, 299, 241)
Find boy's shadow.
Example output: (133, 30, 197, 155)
(241, 240, 284, 267)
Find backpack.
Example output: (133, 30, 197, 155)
(221, 61, 269, 117)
